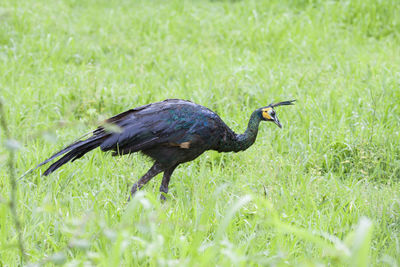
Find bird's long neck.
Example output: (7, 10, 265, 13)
(227, 111, 262, 152)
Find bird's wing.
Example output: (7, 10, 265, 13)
(97, 101, 220, 154)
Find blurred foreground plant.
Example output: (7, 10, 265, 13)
(0, 99, 26, 265)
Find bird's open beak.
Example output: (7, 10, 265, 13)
(272, 116, 282, 128)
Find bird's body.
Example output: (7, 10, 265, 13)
(38, 99, 294, 200)
(99, 99, 235, 164)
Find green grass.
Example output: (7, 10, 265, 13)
(1, 0, 400, 265)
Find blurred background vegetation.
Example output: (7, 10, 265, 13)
(0, 0, 399, 265)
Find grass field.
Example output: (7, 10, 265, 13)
(1, 0, 400, 265)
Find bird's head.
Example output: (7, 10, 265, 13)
(260, 100, 296, 128)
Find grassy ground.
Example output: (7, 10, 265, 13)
(1, 0, 400, 265)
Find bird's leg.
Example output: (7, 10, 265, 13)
(159, 165, 177, 201)
(128, 163, 163, 201)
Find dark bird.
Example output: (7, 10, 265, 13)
(37, 99, 295, 200)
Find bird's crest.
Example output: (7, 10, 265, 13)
(268, 100, 296, 108)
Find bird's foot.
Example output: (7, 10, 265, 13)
(128, 183, 139, 202)
(160, 193, 167, 201)
(159, 184, 169, 201)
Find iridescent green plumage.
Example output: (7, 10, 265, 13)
(216, 110, 262, 153)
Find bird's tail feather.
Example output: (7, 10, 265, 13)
(16, 133, 98, 181)
(39, 136, 104, 176)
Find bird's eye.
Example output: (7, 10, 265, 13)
(270, 110, 275, 116)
